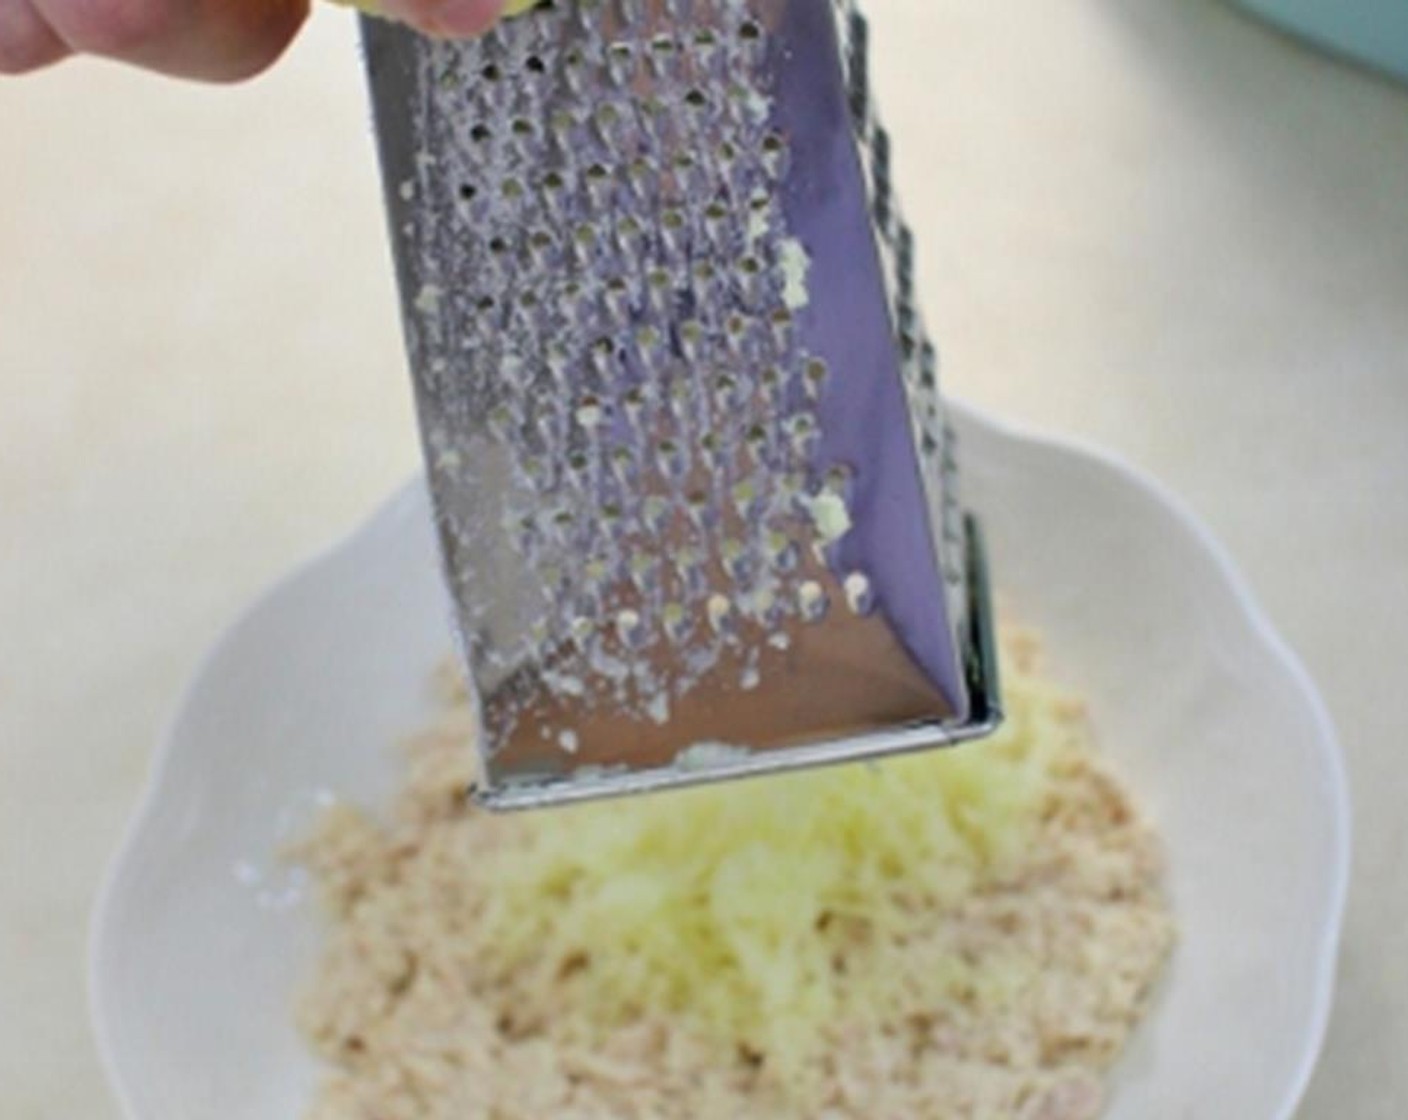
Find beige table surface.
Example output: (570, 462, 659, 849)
(2, 1, 1406, 1116)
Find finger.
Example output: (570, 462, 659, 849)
(378, 0, 502, 39)
(0, 0, 71, 73)
(37, 0, 310, 82)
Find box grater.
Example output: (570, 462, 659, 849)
(359, 0, 1001, 810)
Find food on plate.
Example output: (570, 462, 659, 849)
(291, 627, 1174, 1119)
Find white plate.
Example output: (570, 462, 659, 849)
(90, 402, 1350, 1120)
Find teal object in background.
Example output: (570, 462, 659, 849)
(1234, 0, 1408, 83)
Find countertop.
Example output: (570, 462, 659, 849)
(2, 1, 1405, 1115)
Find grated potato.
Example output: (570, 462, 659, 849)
(291, 627, 1174, 1119)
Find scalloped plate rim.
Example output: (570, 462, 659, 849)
(88, 399, 1352, 1120)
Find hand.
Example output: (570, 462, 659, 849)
(0, 0, 509, 81)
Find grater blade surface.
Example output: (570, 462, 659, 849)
(361, 0, 1001, 810)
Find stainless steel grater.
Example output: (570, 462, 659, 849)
(360, 0, 1001, 811)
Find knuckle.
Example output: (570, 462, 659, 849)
(0, 40, 36, 73)
(0, 47, 39, 74)
(0, 6, 67, 73)
(58, 0, 186, 57)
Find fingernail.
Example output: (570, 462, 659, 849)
(428, 0, 503, 37)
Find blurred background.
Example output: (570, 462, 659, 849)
(2, 0, 1405, 1115)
